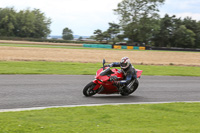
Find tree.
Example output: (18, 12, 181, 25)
(173, 25, 195, 48)
(114, 0, 165, 43)
(93, 29, 104, 42)
(107, 22, 120, 44)
(0, 7, 51, 38)
(62, 27, 74, 40)
(0, 7, 17, 36)
(153, 14, 181, 47)
(182, 17, 200, 48)
(31, 9, 51, 38)
(102, 31, 110, 43)
(78, 36, 83, 40)
(153, 14, 199, 48)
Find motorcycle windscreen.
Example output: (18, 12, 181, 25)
(100, 68, 114, 76)
(136, 69, 143, 78)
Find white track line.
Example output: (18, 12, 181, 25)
(1, 101, 200, 112)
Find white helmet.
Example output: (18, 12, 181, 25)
(120, 57, 130, 69)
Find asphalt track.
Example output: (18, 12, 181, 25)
(0, 75, 200, 110)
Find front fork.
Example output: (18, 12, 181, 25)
(92, 80, 100, 90)
(92, 79, 105, 93)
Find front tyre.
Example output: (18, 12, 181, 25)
(83, 82, 97, 97)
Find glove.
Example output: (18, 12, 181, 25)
(105, 63, 113, 67)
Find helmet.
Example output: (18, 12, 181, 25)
(120, 57, 130, 69)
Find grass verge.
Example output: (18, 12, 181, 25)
(1, 43, 198, 52)
(0, 103, 200, 133)
(0, 43, 85, 49)
(0, 61, 199, 76)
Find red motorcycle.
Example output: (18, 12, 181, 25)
(83, 59, 143, 96)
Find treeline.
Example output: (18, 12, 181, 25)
(93, 14, 200, 48)
(93, 0, 200, 48)
(0, 7, 51, 38)
(153, 14, 200, 48)
(1, 3, 200, 49)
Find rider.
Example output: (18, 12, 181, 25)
(107, 57, 137, 92)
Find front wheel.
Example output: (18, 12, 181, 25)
(83, 82, 97, 97)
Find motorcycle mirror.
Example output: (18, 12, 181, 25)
(103, 59, 106, 65)
(103, 59, 106, 70)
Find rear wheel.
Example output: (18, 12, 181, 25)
(120, 91, 130, 96)
(120, 79, 139, 96)
(83, 82, 97, 97)
(129, 79, 139, 94)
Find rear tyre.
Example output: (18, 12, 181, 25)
(83, 82, 97, 97)
(120, 79, 139, 96)
(128, 79, 139, 94)
(120, 91, 130, 96)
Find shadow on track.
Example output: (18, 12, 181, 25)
(82, 95, 144, 102)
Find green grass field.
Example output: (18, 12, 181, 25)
(0, 103, 200, 133)
(0, 61, 199, 76)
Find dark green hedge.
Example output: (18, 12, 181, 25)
(0, 36, 106, 44)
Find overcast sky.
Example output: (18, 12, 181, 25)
(1, 0, 200, 36)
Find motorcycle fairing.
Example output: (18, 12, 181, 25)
(136, 69, 143, 78)
(100, 68, 114, 76)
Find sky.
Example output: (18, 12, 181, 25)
(1, 0, 200, 36)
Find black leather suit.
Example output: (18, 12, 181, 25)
(108, 62, 137, 85)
